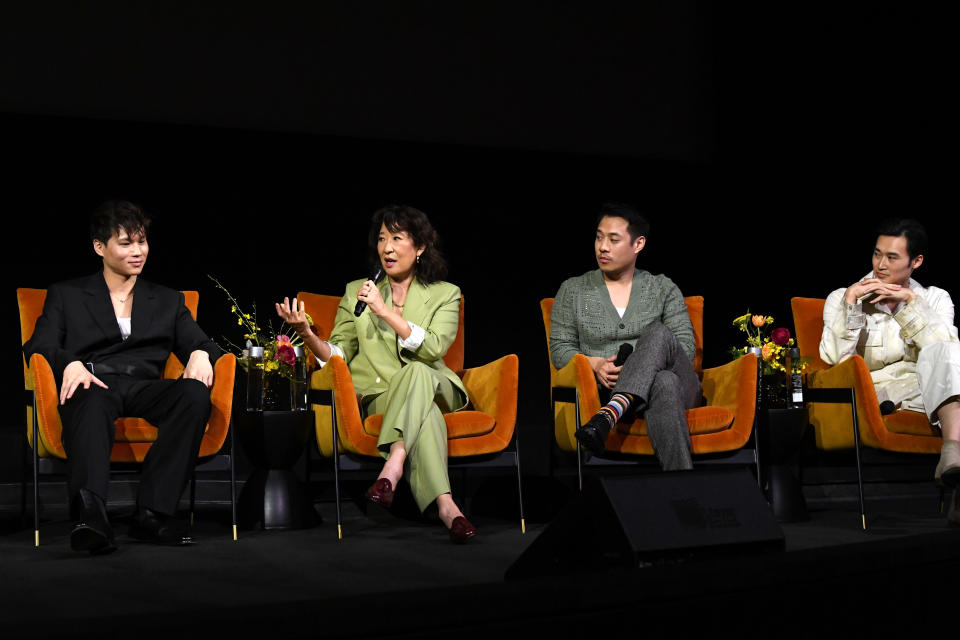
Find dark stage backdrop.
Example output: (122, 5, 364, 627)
(1, 2, 953, 476)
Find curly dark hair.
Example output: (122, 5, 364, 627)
(90, 200, 151, 244)
(368, 205, 447, 284)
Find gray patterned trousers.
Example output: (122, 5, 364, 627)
(613, 321, 701, 470)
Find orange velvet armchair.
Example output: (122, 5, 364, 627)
(791, 296, 942, 454)
(297, 291, 523, 538)
(18, 287, 238, 545)
(541, 297, 758, 483)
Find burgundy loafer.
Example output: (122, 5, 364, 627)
(448, 516, 478, 544)
(366, 478, 395, 508)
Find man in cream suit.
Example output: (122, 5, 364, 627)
(820, 218, 960, 522)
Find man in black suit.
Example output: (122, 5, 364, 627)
(24, 200, 222, 554)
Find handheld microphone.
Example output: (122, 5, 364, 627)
(879, 400, 896, 415)
(354, 267, 386, 317)
(613, 343, 634, 367)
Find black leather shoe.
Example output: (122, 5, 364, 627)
(575, 411, 613, 455)
(70, 488, 117, 555)
(129, 507, 194, 546)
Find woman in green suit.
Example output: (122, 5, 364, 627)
(276, 205, 477, 543)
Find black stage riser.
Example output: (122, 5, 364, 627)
(506, 468, 784, 579)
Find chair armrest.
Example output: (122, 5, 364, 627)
(808, 355, 876, 394)
(807, 355, 887, 449)
(553, 353, 602, 424)
(25, 353, 65, 458)
(701, 352, 757, 445)
(309, 355, 364, 457)
(701, 354, 755, 409)
(461, 354, 519, 448)
(198, 353, 236, 456)
(163, 354, 186, 380)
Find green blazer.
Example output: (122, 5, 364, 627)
(328, 277, 468, 407)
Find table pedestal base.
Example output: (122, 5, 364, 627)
(238, 469, 318, 530)
(759, 407, 810, 523)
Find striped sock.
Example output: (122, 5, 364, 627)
(599, 393, 633, 424)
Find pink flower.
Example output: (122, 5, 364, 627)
(275, 336, 296, 366)
(771, 327, 791, 346)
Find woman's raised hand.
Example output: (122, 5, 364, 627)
(275, 297, 311, 337)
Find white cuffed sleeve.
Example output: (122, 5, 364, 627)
(315, 341, 345, 367)
(397, 322, 425, 351)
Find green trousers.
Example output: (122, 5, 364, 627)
(368, 362, 465, 512)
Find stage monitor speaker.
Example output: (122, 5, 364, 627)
(505, 468, 784, 580)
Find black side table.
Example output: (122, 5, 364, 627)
(758, 407, 810, 522)
(236, 410, 318, 530)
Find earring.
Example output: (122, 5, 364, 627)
(417, 254, 421, 264)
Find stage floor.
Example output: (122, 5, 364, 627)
(2, 483, 958, 639)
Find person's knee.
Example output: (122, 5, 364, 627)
(649, 370, 681, 403)
(393, 361, 432, 383)
(633, 321, 671, 348)
(63, 385, 117, 416)
(176, 378, 212, 412)
(922, 340, 960, 359)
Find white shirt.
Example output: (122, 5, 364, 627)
(117, 317, 132, 341)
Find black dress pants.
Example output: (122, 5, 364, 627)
(58, 375, 211, 515)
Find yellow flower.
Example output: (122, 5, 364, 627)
(237, 318, 242, 325)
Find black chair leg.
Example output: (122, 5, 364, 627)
(849, 389, 866, 531)
(32, 395, 39, 548)
(574, 390, 584, 492)
(514, 437, 526, 534)
(331, 397, 342, 540)
(230, 419, 238, 541)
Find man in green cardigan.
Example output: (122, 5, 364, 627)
(549, 203, 699, 470)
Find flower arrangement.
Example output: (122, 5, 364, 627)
(729, 312, 808, 376)
(208, 275, 311, 380)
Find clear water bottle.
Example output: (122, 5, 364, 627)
(788, 347, 804, 408)
(290, 346, 308, 411)
(246, 346, 265, 411)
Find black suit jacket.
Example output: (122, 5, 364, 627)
(23, 273, 222, 385)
